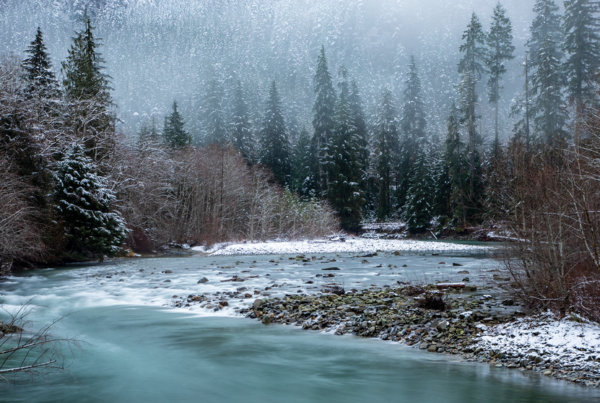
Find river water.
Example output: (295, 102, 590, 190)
(0, 250, 598, 402)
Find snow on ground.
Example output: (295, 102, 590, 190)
(474, 313, 600, 372)
(191, 238, 491, 256)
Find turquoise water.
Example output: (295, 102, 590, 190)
(0, 252, 598, 402)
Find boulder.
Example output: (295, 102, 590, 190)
(253, 299, 264, 310)
(198, 277, 209, 284)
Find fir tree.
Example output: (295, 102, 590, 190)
(397, 56, 427, 210)
(137, 115, 162, 156)
(431, 148, 453, 218)
(21, 27, 60, 98)
(348, 80, 371, 207)
(528, 0, 568, 145)
(61, 10, 111, 105)
(374, 88, 399, 221)
(291, 127, 315, 197)
(328, 68, 363, 232)
(445, 104, 468, 226)
(458, 12, 486, 192)
(61, 10, 114, 160)
(259, 81, 291, 186)
(563, 0, 600, 143)
(54, 144, 127, 261)
(403, 146, 434, 232)
(486, 3, 515, 145)
(231, 80, 254, 162)
(311, 46, 337, 195)
(205, 78, 228, 146)
(164, 101, 190, 148)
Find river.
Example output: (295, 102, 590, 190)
(0, 250, 598, 402)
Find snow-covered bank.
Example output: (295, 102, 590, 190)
(192, 239, 493, 256)
(472, 313, 600, 384)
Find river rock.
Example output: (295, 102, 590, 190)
(165, 270, 173, 274)
(253, 299, 264, 310)
(198, 277, 209, 284)
(262, 314, 273, 325)
(419, 342, 429, 350)
(428, 345, 438, 352)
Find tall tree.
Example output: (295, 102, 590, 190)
(398, 56, 427, 210)
(374, 88, 399, 221)
(311, 46, 337, 195)
(486, 3, 515, 146)
(528, 0, 568, 145)
(458, 12, 486, 194)
(445, 103, 468, 226)
(403, 146, 434, 232)
(53, 144, 126, 262)
(21, 27, 59, 98)
(328, 67, 363, 231)
(260, 81, 291, 186)
(231, 80, 254, 162)
(61, 10, 114, 160)
(163, 101, 190, 148)
(563, 0, 600, 143)
(348, 80, 371, 207)
(204, 78, 228, 146)
(291, 127, 315, 197)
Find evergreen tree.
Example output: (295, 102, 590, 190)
(528, 0, 568, 145)
(61, 10, 111, 105)
(563, 0, 600, 143)
(445, 104, 468, 226)
(458, 12, 486, 194)
(374, 88, 399, 221)
(397, 56, 427, 210)
(137, 115, 162, 156)
(348, 80, 371, 207)
(431, 148, 453, 218)
(164, 101, 190, 148)
(403, 146, 434, 232)
(311, 46, 337, 195)
(54, 144, 127, 261)
(291, 127, 315, 197)
(511, 53, 534, 147)
(260, 81, 291, 186)
(231, 80, 254, 162)
(61, 10, 114, 160)
(205, 77, 228, 146)
(328, 68, 363, 232)
(21, 27, 60, 98)
(486, 3, 515, 145)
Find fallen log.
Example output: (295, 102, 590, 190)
(436, 283, 466, 289)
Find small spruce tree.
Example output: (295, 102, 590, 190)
(403, 147, 434, 232)
(21, 27, 60, 98)
(163, 101, 190, 148)
(54, 144, 127, 261)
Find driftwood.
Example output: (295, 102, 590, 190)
(436, 283, 466, 289)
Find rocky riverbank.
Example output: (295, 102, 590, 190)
(236, 284, 600, 389)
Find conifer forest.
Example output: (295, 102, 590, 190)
(3, 0, 600, 322)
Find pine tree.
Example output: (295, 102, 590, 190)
(328, 67, 363, 232)
(398, 56, 427, 210)
(458, 12, 486, 192)
(164, 101, 190, 148)
(528, 0, 568, 145)
(260, 81, 291, 186)
(21, 27, 60, 98)
(486, 3, 515, 145)
(205, 78, 228, 146)
(563, 0, 600, 143)
(431, 148, 452, 218)
(374, 88, 399, 221)
(311, 46, 337, 195)
(511, 54, 534, 147)
(54, 144, 127, 261)
(231, 80, 254, 162)
(403, 146, 434, 232)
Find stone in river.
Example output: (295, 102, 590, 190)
(262, 315, 273, 325)
(198, 277, 209, 284)
(253, 299, 264, 310)
(164, 279, 171, 282)
(419, 342, 429, 350)
(428, 345, 438, 352)
(452, 263, 463, 266)
(323, 267, 340, 271)
(165, 270, 173, 273)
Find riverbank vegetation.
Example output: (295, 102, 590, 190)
(1, 1, 600, 323)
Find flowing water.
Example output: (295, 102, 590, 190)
(0, 250, 598, 403)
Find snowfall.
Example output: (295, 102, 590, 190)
(191, 238, 492, 256)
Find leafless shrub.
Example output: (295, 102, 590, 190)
(0, 299, 83, 381)
(415, 292, 446, 311)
